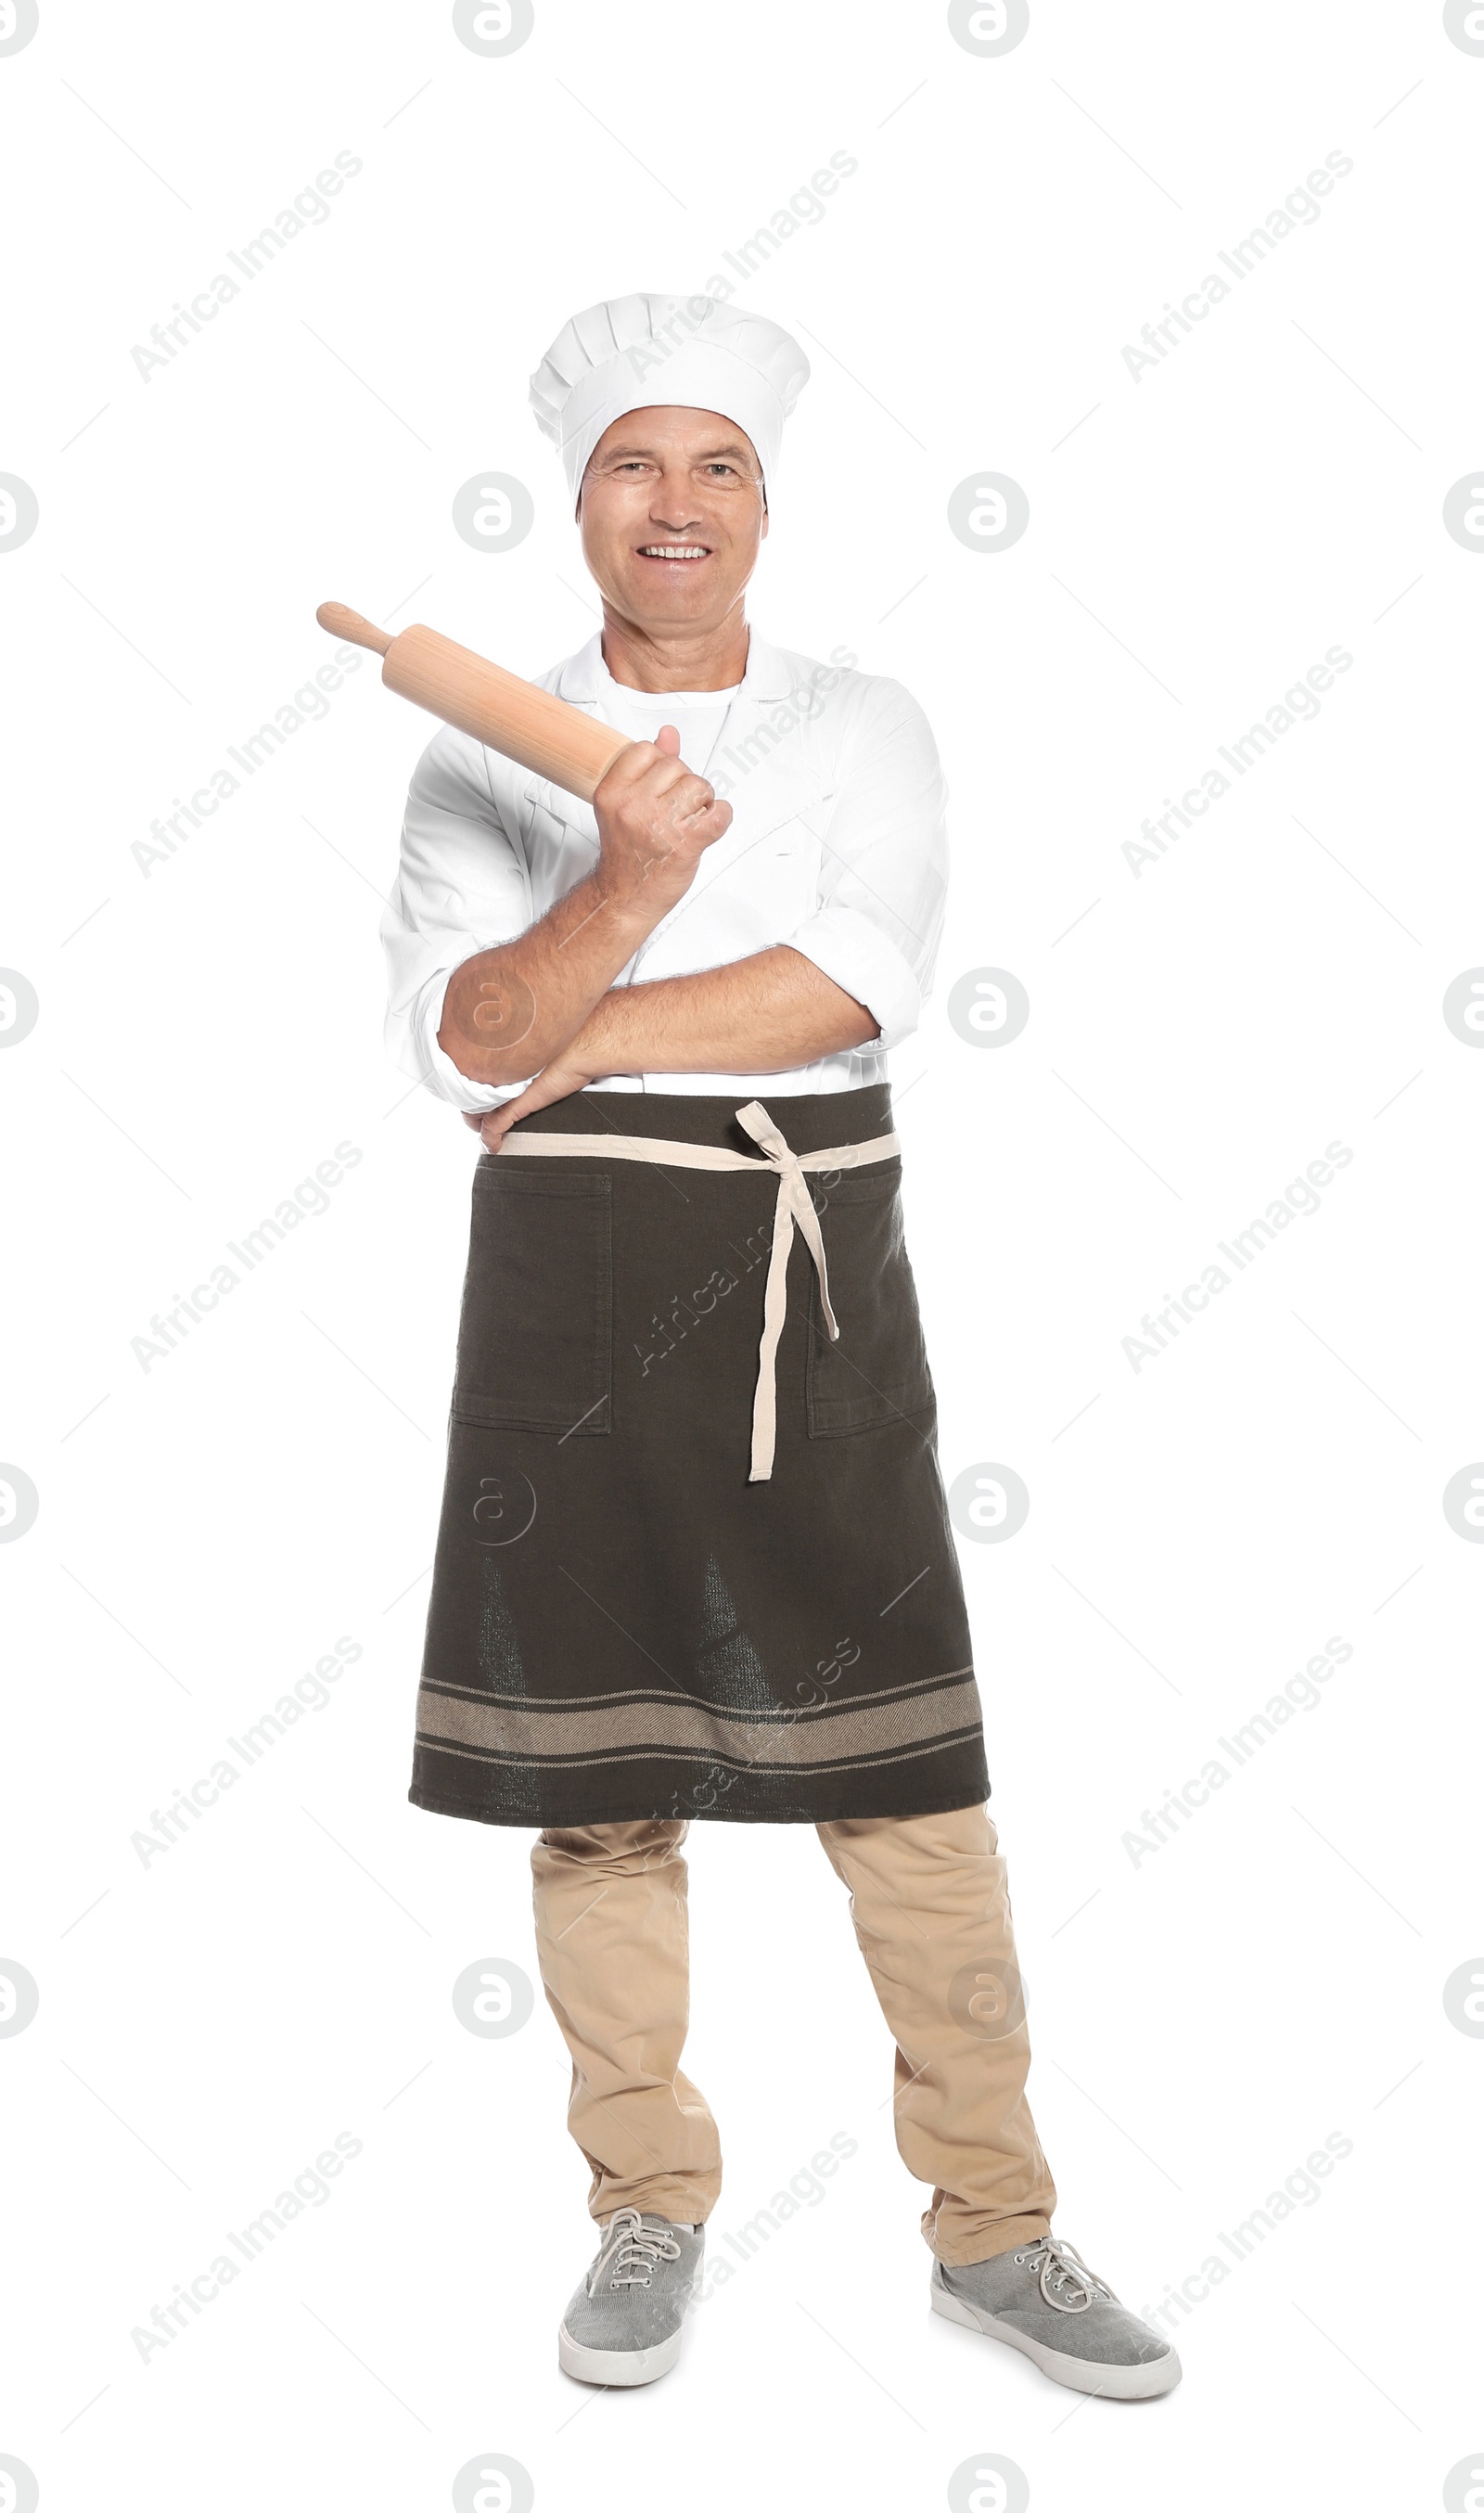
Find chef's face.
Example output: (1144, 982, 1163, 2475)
(579, 406, 767, 634)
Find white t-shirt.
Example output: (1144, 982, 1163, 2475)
(597, 669, 741, 780)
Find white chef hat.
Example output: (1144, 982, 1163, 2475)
(530, 292, 810, 504)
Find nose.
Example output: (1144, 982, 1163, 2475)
(647, 462, 703, 534)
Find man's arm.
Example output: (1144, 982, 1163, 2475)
(472, 947, 878, 1144)
(439, 726, 731, 1085)
(582, 946, 878, 1071)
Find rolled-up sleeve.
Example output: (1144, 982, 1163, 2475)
(782, 678, 949, 1052)
(380, 725, 536, 1111)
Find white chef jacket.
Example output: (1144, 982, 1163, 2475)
(380, 627, 949, 1111)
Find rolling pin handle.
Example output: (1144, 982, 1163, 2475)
(316, 602, 393, 658)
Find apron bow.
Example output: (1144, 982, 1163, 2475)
(494, 1098, 901, 1481)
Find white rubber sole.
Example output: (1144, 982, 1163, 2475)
(930, 2271, 1182, 2400)
(557, 2252, 704, 2389)
(557, 2321, 684, 2388)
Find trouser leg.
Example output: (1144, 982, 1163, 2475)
(531, 1818, 723, 2226)
(817, 1803, 1057, 2266)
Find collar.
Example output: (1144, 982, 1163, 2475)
(553, 626, 795, 709)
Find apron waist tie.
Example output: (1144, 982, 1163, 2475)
(494, 1099, 902, 1481)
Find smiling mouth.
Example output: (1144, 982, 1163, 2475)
(636, 544, 710, 561)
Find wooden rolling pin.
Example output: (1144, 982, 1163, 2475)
(316, 602, 633, 804)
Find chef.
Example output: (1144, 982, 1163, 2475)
(380, 291, 1179, 2403)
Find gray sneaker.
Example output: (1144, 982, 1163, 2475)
(557, 2209, 705, 2388)
(931, 2234, 1181, 2400)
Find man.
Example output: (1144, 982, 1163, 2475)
(382, 292, 1179, 2402)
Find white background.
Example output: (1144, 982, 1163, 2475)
(3, 2, 1482, 2507)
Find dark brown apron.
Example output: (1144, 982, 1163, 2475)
(408, 1084, 989, 1827)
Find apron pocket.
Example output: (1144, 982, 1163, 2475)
(453, 1167, 612, 1434)
(806, 1167, 932, 1435)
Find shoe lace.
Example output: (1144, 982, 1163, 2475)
(591, 2207, 683, 2292)
(1011, 2236, 1117, 2314)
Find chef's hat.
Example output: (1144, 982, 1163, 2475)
(530, 292, 810, 503)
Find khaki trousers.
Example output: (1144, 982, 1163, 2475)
(531, 1804, 1056, 2266)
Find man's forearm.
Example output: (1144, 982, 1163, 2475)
(569, 945, 879, 1076)
(439, 872, 656, 1085)
(439, 725, 736, 1085)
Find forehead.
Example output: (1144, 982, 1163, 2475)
(589, 405, 761, 469)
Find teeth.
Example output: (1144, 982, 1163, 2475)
(640, 545, 707, 558)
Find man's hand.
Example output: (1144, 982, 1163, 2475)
(464, 1045, 599, 1151)
(592, 724, 732, 919)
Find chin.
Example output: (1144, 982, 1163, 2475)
(622, 576, 720, 622)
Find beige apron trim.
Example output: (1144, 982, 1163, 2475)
(417, 1669, 981, 1773)
(495, 1099, 901, 1481)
